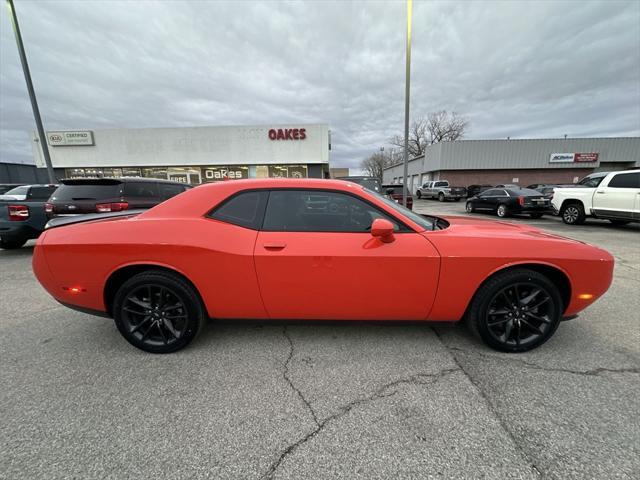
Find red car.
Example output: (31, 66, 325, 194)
(33, 179, 613, 354)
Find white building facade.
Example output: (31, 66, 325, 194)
(32, 124, 330, 184)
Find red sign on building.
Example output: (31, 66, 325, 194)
(574, 153, 599, 162)
(268, 128, 307, 140)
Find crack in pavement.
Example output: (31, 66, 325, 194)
(282, 326, 320, 428)
(432, 328, 543, 478)
(262, 359, 460, 480)
(448, 346, 640, 378)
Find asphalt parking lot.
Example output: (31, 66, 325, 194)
(1, 201, 639, 480)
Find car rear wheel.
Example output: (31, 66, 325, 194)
(113, 271, 204, 353)
(466, 269, 562, 352)
(0, 237, 27, 249)
(530, 212, 544, 219)
(561, 203, 585, 225)
(465, 202, 475, 213)
(496, 204, 509, 218)
(438, 193, 445, 202)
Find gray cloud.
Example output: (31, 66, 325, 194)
(1, 0, 639, 168)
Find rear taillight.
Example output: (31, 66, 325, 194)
(96, 202, 129, 213)
(8, 205, 29, 221)
(45, 203, 53, 214)
(518, 196, 525, 206)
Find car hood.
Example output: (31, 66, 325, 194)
(437, 215, 586, 244)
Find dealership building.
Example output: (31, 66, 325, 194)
(30, 124, 330, 184)
(383, 137, 640, 192)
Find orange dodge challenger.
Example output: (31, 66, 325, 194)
(33, 179, 614, 353)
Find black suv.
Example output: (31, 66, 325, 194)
(46, 178, 191, 217)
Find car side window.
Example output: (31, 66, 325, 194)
(608, 173, 640, 189)
(262, 190, 402, 232)
(481, 189, 498, 197)
(209, 190, 268, 229)
(159, 184, 186, 200)
(580, 176, 605, 188)
(28, 186, 57, 200)
(124, 182, 159, 198)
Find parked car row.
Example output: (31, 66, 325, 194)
(0, 177, 191, 249)
(463, 170, 640, 225)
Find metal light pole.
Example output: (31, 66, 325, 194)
(6, 0, 55, 183)
(402, 0, 412, 207)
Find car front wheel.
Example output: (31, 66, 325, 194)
(561, 203, 586, 225)
(113, 270, 204, 353)
(416, 191, 421, 199)
(466, 269, 562, 352)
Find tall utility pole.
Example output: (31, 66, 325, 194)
(6, 0, 55, 183)
(402, 0, 412, 207)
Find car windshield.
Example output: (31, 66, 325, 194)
(374, 191, 441, 231)
(52, 183, 122, 201)
(578, 175, 606, 188)
(3, 185, 29, 196)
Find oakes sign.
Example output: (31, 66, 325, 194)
(47, 131, 95, 147)
(549, 152, 599, 163)
(268, 128, 306, 141)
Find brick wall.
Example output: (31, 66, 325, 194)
(438, 168, 594, 187)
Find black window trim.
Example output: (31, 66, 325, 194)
(206, 187, 416, 233)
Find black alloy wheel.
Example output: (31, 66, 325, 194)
(466, 269, 562, 352)
(113, 271, 203, 353)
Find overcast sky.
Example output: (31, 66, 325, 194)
(1, 0, 639, 169)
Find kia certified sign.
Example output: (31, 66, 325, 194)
(549, 152, 599, 163)
(47, 131, 95, 146)
(268, 128, 306, 140)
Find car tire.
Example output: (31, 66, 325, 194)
(561, 202, 586, 225)
(465, 202, 475, 213)
(530, 213, 544, 219)
(438, 193, 445, 202)
(466, 268, 562, 352)
(0, 237, 27, 249)
(113, 270, 204, 353)
(416, 191, 422, 199)
(609, 219, 630, 226)
(496, 204, 509, 218)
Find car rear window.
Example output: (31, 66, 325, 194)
(3, 186, 29, 196)
(51, 184, 122, 201)
(159, 183, 187, 200)
(608, 172, 640, 188)
(209, 190, 268, 229)
(28, 186, 58, 200)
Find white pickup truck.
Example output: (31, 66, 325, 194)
(551, 170, 640, 225)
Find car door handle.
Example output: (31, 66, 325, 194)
(596, 191, 605, 194)
(263, 243, 286, 250)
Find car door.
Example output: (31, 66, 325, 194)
(476, 189, 498, 210)
(592, 172, 639, 219)
(253, 189, 440, 320)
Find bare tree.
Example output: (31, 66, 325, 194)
(389, 111, 469, 157)
(360, 151, 392, 181)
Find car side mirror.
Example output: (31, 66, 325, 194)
(371, 218, 395, 243)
